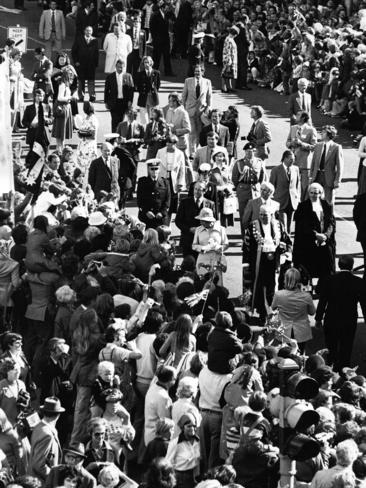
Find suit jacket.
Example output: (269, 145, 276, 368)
(316, 271, 366, 326)
(116, 120, 145, 158)
(182, 76, 212, 117)
(353, 193, 366, 242)
(136, 176, 171, 226)
(135, 69, 160, 107)
(39, 9, 65, 40)
(243, 197, 280, 229)
(288, 91, 312, 124)
(88, 156, 120, 201)
(163, 104, 191, 151)
(270, 164, 301, 211)
(199, 123, 230, 148)
(310, 140, 344, 189)
(286, 123, 317, 170)
(149, 9, 170, 44)
(193, 145, 228, 172)
(104, 72, 134, 111)
(71, 36, 99, 78)
(247, 118, 272, 159)
(30, 420, 62, 482)
(175, 196, 215, 250)
(126, 24, 146, 58)
(156, 147, 186, 193)
(22, 103, 51, 147)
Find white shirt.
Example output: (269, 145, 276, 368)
(116, 71, 123, 99)
(198, 366, 232, 411)
(144, 383, 172, 445)
(262, 222, 275, 253)
(33, 191, 66, 215)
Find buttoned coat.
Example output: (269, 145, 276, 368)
(104, 72, 134, 111)
(182, 76, 212, 117)
(135, 69, 160, 107)
(199, 123, 230, 148)
(103, 33, 132, 73)
(310, 140, 344, 189)
(136, 176, 171, 227)
(156, 147, 186, 193)
(39, 9, 65, 41)
(88, 156, 121, 201)
(71, 35, 99, 79)
(270, 164, 301, 211)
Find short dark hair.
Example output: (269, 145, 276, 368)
(143, 310, 164, 333)
(299, 111, 310, 123)
(339, 255, 354, 271)
(281, 150, 293, 162)
(206, 131, 218, 139)
(156, 365, 176, 383)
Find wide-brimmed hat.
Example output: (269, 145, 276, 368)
(40, 396, 65, 414)
(64, 442, 86, 459)
(88, 211, 107, 226)
(196, 208, 216, 222)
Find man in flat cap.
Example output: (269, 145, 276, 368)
(136, 159, 171, 228)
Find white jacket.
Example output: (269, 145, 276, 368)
(156, 147, 186, 193)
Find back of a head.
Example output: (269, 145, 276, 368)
(336, 439, 359, 467)
(79, 286, 98, 306)
(33, 215, 48, 233)
(156, 364, 176, 384)
(339, 255, 354, 271)
(143, 309, 164, 334)
(215, 311, 232, 329)
(146, 458, 176, 488)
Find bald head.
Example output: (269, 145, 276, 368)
(101, 143, 113, 159)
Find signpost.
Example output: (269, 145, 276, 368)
(7, 25, 28, 53)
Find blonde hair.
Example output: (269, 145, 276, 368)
(284, 267, 301, 291)
(143, 228, 159, 246)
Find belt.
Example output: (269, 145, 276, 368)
(200, 408, 222, 415)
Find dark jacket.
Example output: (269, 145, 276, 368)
(75, 7, 98, 37)
(207, 327, 243, 374)
(22, 103, 51, 148)
(104, 72, 134, 111)
(136, 176, 171, 228)
(45, 464, 96, 488)
(71, 35, 99, 79)
(353, 193, 366, 242)
(149, 9, 170, 45)
(135, 69, 160, 107)
(132, 243, 165, 283)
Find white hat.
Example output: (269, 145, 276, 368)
(199, 163, 211, 173)
(88, 211, 107, 226)
(195, 208, 216, 222)
(193, 32, 205, 39)
(104, 133, 120, 141)
(71, 206, 88, 220)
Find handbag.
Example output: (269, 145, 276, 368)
(223, 195, 237, 215)
(54, 102, 67, 118)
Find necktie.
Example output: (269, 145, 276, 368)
(214, 124, 218, 134)
(51, 10, 56, 32)
(287, 167, 291, 180)
(319, 144, 327, 170)
(248, 122, 256, 140)
(196, 81, 200, 99)
(196, 199, 201, 209)
(301, 94, 305, 110)
(127, 123, 132, 139)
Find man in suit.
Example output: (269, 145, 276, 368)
(39, 0, 66, 61)
(116, 108, 145, 161)
(149, 1, 175, 76)
(126, 11, 146, 80)
(243, 181, 280, 229)
(45, 443, 96, 488)
(163, 92, 191, 155)
(247, 105, 272, 160)
(310, 125, 344, 205)
(193, 132, 228, 172)
(31, 47, 53, 88)
(104, 59, 134, 132)
(157, 134, 186, 221)
(270, 150, 301, 233)
(199, 109, 230, 148)
(71, 25, 99, 102)
(315, 255, 366, 371)
(182, 65, 212, 155)
(286, 111, 317, 200)
(75, 1, 98, 39)
(353, 192, 366, 280)
(135, 55, 160, 125)
(136, 159, 171, 228)
(22, 88, 52, 149)
(175, 180, 215, 256)
(288, 78, 312, 125)
(112, 135, 137, 208)
(88, 143, 121, 201)
(30, 397, 64, 482)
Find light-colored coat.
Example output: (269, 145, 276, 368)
(103, 32, 132, 73)
(163, 105, 191, 151)
(156, 147, 186, 193)
(182, 76, 212, 117)
(310, 140, 344, 189)
(39, 9, 66, 40)
(286, 123, 317, 170)
(270, 164, 301, 211)
(30, 420, 62, 482)
(193, 145, 228, 172)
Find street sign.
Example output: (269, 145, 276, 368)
(7, 26, 28, 53)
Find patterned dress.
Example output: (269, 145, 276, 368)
(222, 36, 238, 79)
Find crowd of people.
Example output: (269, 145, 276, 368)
(3, 0, 366, 487)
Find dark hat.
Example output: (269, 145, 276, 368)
(244, 142, 256, 150)
(64, 443, 86, 459)
(40, 396, 65, 414)
(35, 47, 45, 55)
(305, 354, 326, 374)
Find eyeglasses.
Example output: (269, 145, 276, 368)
(93, 432, 105, 437)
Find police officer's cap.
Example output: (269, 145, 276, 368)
(146, 158, 161, 168)
(244, 142, 256, 150)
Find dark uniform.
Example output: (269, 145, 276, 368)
(137, 174, 171, 228)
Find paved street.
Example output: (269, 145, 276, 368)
(2, 0, 366, 369)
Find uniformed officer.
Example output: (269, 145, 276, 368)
(231, 142, 267, 232)
(136, 158, 171, 228)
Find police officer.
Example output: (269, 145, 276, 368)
(136, 158, 171, 228)
(231, 142, 267, 233)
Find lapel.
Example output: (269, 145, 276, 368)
(325, 142, 334, 163)
(100, 158, 112, 178)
